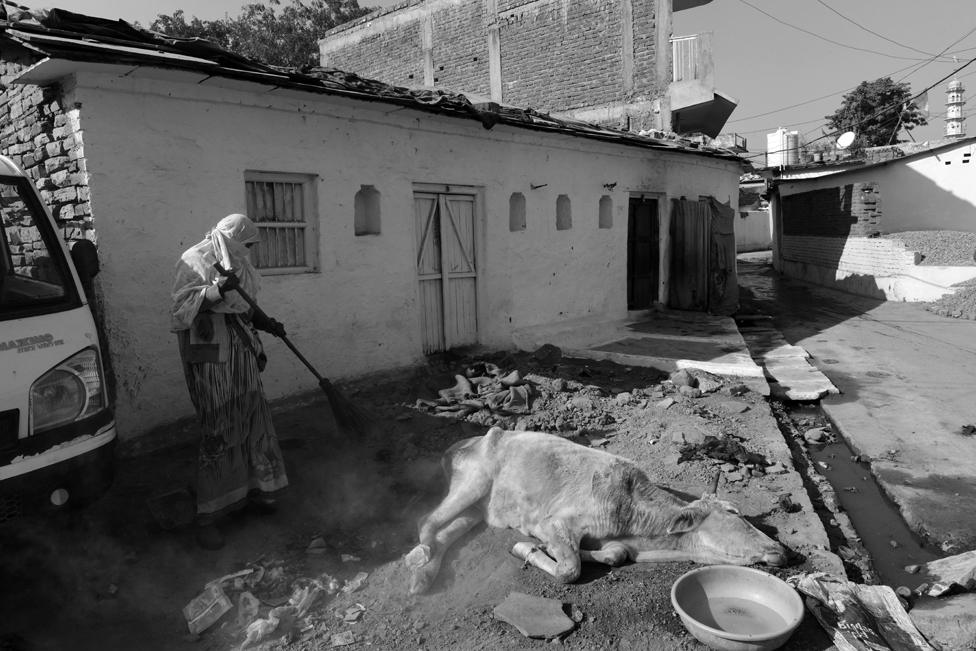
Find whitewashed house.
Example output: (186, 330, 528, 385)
(0, 11, 744, 442)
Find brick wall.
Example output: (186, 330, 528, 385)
(0, 51, 92, 246)
(322, 0, 659, 121)
(498, 0, 623, 110)
(325, 21, 425, 88)
(781, 235, 919, 277)
(432, 2, 490, 95)
(777, 180, 938, 298)
(782, 182, 881, 238)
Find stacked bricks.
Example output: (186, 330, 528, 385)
(0, 52, 92, 246)
(782, 182, 881, 238)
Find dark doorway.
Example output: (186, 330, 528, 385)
(627, 196, 659, 309)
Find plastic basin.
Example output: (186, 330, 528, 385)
(671, 565, 804, 651)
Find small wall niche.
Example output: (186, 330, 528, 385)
(598, 195, 613, 229)
(355, 185, 381, 236)
(556, 194, 572, 231)
(509, 192, 526, 232)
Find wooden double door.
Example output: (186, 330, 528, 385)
(414, 191, 478, 354)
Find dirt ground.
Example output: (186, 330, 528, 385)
(0, 348, 834, 651)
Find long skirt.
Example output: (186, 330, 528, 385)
(178, 321, 288, 523)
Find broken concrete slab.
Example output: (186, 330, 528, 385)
(909, 594, 976, 650)
(493, 591, 575, 640)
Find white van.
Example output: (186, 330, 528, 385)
(0, 154, 115, 520)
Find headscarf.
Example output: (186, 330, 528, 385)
(171, 214, 261, 331)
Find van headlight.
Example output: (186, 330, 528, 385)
(30, 347, 106, 433)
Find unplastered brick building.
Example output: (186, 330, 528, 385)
(318, 0, 738, 138)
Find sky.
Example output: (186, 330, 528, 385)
(39, 0, 976, 156)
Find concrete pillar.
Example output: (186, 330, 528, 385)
(621, 0, 635, 95)
(422, 8, 434, 88)
(486, 0, 502, 102)
(655, 0, 673, 132)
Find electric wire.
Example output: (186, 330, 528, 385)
(736, 0, 959, 62)
(815, 0, 944, 59)
(743, 55, 976, 162)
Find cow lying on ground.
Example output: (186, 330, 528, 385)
(405, 427, 787, 594)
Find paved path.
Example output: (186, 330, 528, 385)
(737, 254, 976, 552)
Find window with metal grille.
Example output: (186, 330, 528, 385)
(244, 171, 318, 274)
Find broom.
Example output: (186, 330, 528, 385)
(214, 263, 369, 435)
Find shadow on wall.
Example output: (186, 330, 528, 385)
(777, 164, 976, 301)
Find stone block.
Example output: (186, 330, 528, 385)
(53, 187, 77, 203)
(44, 156, 68, 174)
(910, 594, 976, 650)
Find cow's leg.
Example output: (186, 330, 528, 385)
(407, 506, 482, 595)
(417, 469, 490, 548)
(579, 540, 630, 567)
(537, 521, 582, 584)
(406, 462, 490, 595)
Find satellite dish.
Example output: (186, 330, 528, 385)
(836, 131, 856, 150)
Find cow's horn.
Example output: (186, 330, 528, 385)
(708, 471, 721, 495)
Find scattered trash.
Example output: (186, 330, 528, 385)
(236, 591, 260, 627)
(183, 583, 233, 635)
(790, 572, 934, 650)
(728, 384, 750, 396)
(342, 571, 369, 593)
(240, 610, 280, 650)
(804, 427, 829, 444)
(494, 591, 576, 640)
(416, 362, 536, 422)
(341, 603, 366, 623)
(678, 435, 769, 467)
(331, 631, 357, 647)
(776, 493, 800, 513)
(205, 568, 256, 590)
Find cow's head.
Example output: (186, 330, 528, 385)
(666, 493, 788, 566)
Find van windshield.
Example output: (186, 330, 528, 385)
(0, 175, 77, 319)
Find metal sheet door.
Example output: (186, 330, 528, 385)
(627, 197, 659, 309)
(669, 198, 710, 311)
(415, 192, 478, 354)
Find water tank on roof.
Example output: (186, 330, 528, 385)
(766, 127, 800, 167)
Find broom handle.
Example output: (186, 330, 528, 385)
(213, 263, 324, 383)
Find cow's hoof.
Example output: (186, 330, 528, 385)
(409, 571, 433, 595)
(404, 544, 431, 570)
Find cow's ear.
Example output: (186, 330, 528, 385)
(667, 506, 707, 534)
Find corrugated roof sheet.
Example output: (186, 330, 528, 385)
(0, 8, 745, 163)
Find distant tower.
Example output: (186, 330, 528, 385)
(946, 79, 966, 139)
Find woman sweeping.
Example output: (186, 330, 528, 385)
(171, 214, 288, 550)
